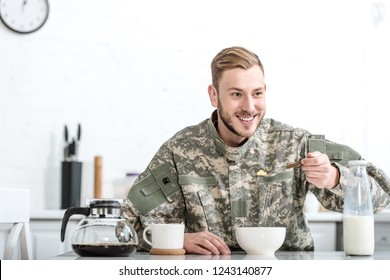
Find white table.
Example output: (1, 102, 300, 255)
(52, 250, 390, 260)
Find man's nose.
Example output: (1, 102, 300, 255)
(241, 96, 255, 113)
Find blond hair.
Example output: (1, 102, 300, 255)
(211, 46, 264, 89)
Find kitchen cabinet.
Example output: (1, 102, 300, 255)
(335, 211, 390, 251)
(1, 210, 390, 259)
(308, 221, 337, 251)
(374, 222, 390, 250)
(0, 210, 80, 260)
(305, 211, 390, 251)
(29, 219, 78, 260)
(306, 212, 341, 251)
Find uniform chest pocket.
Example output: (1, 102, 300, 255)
(179, 175, 228, 238)
(257, 170, 295, 227)
(178, 175, 220, 224)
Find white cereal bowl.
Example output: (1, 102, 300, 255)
(235, 226, 286, 255)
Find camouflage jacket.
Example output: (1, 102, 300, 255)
(124, 111, 390, 251)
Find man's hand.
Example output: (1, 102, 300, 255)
(301, 151, 340, 189)
(184, 231, 231, 255)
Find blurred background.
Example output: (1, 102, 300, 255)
(1, 0, 389, 210)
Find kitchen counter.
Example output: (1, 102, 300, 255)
(23, 209, 389, 259)
(31, 209, 390, 221)
(31, 209, 68, 219)
(52, 250, 390, 260)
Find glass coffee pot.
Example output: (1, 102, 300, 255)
(61, 198, 138, 257)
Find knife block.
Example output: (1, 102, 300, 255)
(61, 161, 82, 209)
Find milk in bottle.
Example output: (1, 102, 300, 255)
(343, 160, 374, 255)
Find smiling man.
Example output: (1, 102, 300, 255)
(124, 46, 390, 255)
(208, 60, 266, 146)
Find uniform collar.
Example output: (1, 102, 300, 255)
(207, 110, 255, 162)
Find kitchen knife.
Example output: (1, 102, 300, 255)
(75, 123, 81, 159)
(64, 125, 69, 161)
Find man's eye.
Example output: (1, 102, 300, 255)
(232, 92, 241, 97)
(254, 91, 263, 97)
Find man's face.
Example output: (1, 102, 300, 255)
(208, 66, 266, 147)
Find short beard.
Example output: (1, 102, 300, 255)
(217, 94, 264, 139)
(218, 105, 242, 137)
(217, 104, 260, 139)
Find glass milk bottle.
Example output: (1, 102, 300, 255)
(343, 160, 374, 255)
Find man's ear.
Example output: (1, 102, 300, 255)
(208, 85, 218, 107)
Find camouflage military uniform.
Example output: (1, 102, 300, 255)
(124, 110, 390, 251)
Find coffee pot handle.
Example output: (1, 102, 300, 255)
(142, 226, 152, 246)
(60, 207, 90, 242)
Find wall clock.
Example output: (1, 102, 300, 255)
(0, 0, 49, 34)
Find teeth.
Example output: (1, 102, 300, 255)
(238, 116, 254, 121)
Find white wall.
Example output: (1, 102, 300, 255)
(1, 0, 389, 210)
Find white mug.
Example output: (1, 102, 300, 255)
(143, 223, 184, 249)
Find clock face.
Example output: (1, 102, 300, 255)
(0, 0, 49, 34)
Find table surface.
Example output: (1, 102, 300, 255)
(52, 250, 390, 260)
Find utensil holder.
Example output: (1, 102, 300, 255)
(61, 161, 82, 209)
